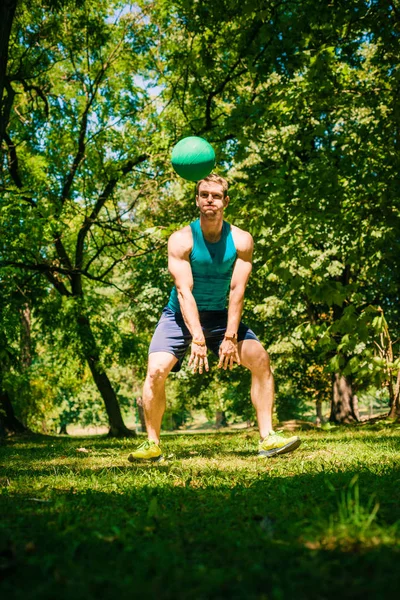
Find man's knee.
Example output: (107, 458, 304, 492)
(146, 357, 173, 385)
(249, 349, 272, 375)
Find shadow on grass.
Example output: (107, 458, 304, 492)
(305, 435, 400, 451)
(0, 432, 254, 461)
(1, 463, 400, 599)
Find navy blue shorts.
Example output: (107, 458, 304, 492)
(149, 307, 259, 372)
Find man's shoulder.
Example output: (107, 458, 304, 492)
(230, 224, 253, 252)
(168, 225, 193, 255)
(169, 224, 192, 242)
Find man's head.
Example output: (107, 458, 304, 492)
(195, 174, 230, 218)
(196, 174, 229, 198)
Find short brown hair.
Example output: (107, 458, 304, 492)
(196, 174, 229, 197)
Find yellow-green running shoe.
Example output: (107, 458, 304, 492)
(127, 440, 163, 462)
(258, 431, 301, 458)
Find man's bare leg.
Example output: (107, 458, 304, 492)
(238, 340, 274, 439)
(142, 352, 178, 444)
(238, 339, 301, 456)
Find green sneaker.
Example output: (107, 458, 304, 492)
(258, 431, 301, 458)
(128, 440, 163, 462)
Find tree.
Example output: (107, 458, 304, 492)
(0, 0, 166, 435)
(0, 0, 19, 145)
(2, 0, 399, 432)
(144, 0, 400, 422)
(0, 268, 37, 436)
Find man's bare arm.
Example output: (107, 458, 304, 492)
(226, 230, 253, 335)
(168, 229, 209, 372)
(218, 230, 253, 369)
(168, 229, 203, 340)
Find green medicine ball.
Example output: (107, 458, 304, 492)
(171, 136, 216, 182)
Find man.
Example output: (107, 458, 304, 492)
(128, 174, 301, 462)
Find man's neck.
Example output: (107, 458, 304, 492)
(199, 214, 224, 242)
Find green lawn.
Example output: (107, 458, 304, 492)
(1, 424, 399, 599)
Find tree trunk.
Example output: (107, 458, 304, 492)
(388, 370, 400, 419)
(352, 394, 360, 421)
(136, 397, 147, 433)
(0, 0, 18, 136)
(0, 389, 28, 436)
(75, 312, 135, 437)
(20, 303, 32, 369)
(59, 423, 68, 435)
(215, 410, 227, 428)
(329, 374, 360, 424)
(316, 399, 324, 426)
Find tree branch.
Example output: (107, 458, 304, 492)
(75, 154, 149, 269)
(95, 243, 165, 281)
(43, 271, 73, 297)
(3, 131, 22, 188)
(21, 81, 49, 118)
(70, 154, 148, 295)
(60, 32, 129, 206)
(0, 0, 18, 135)
(60, 108, 89, 204)
(54, 236, 74, 272)
(0, 260, 72, 296)
(84, 239, 127, 273)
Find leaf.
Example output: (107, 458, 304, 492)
(147, 496, 160, 520)
(29, 498, 52, 503)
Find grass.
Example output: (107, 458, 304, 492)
(1, 425, 400, 599)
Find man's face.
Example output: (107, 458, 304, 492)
(196, 181, 229, 218)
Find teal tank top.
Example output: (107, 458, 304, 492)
(167, 219, 237, 312)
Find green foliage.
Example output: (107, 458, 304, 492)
(1, 0, 400, 429)
(169, 353, 256, 424)
(145, 0, 400, 419)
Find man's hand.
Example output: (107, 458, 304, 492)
(188, 341, 209, 374)
(218, 338, 240, 370)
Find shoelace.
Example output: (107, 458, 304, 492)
(260, 432, 283, 446)
(137, 440, 154, 451)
